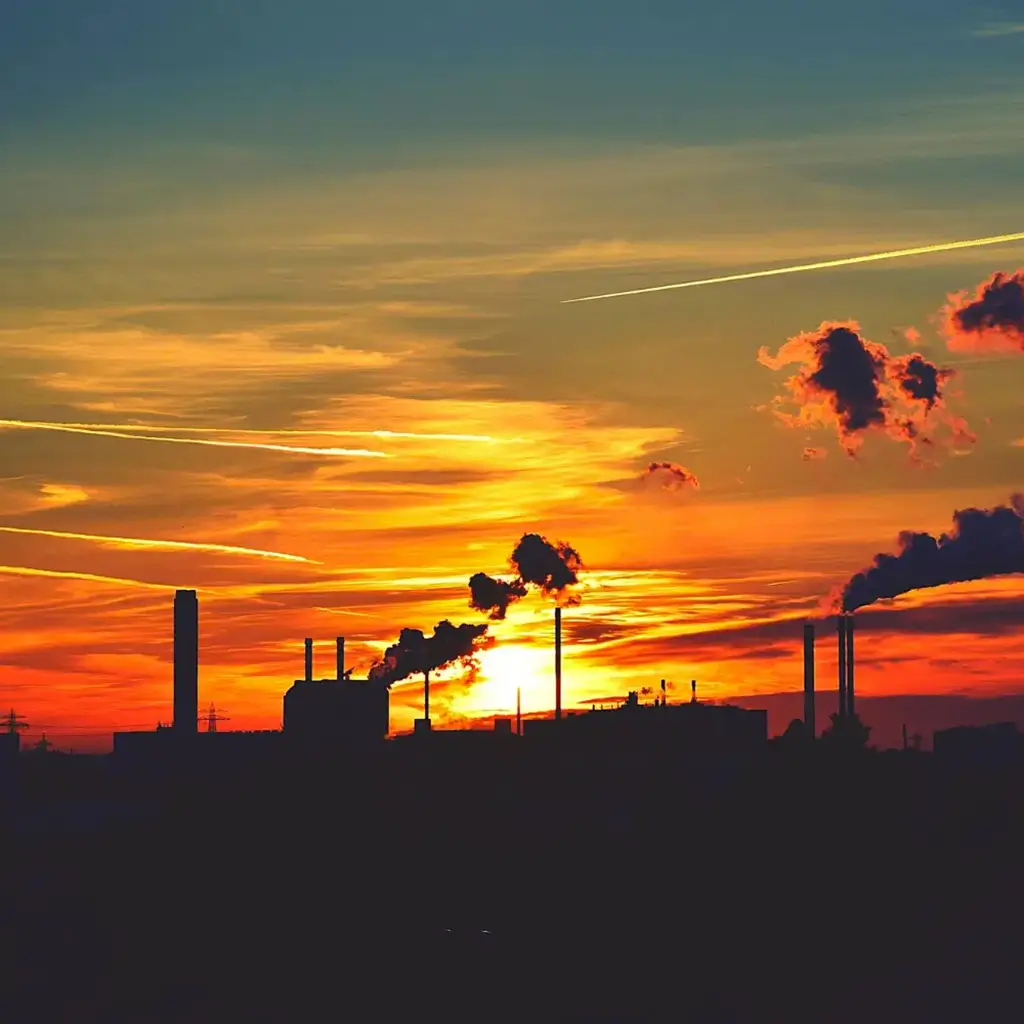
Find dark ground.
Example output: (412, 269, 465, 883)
(1, 744, 1022, 1022)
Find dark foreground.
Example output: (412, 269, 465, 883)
(2, 744, 1022, 1022)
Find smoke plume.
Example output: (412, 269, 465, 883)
(758, 320, 972, 458)
(469, 532, 585, 620)
(839, 495, 1024, 612)
(643, 461, 700, 491)
(941, 270, 1024, 353)
(369, 620, 490, 686)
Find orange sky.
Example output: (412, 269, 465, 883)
(5, 11, 1024, 750)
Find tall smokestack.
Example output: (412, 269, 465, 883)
(803, 622, 816, 738)
(516, 686, 522, 736)
(304, 638, 313, 682)
(424, 669, 430, 723)
(845, 613, 855, 717)
(837, 615, 847, 719)
(554, 606, 562, 722)
(336, 637, 345, 681)
(173, 590, 199, 735)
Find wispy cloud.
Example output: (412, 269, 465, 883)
(972, 22, 1024, 38)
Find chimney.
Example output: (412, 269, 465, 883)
(837, 615, 847, 719)
(304, 638, 313, 682)
(803, 622, 816, 738)
(845, 613, 855, 718)
(554, 606, 562, 722)
(172, 590, 199, 735)
(336, 636, 345, 681)
(516, 686, 522, 737)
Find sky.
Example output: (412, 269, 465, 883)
(3, 2, 1024, 750)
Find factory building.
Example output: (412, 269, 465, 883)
(524, 690, 767, 752)
(282, 637, 389, 753)
(933, 722, 1024, 768)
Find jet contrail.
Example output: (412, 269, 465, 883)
(0, 526, 316, 564)
(0, 564, 179, 590)
(0, 420, 389, 457)
(561, 231, 1024, 304)
(0, 421, 505, 444)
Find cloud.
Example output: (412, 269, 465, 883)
(758, 320, 973, 460)
(941, 270, 1024, 353)
(971, 22, 1024, 38)
(801, 447, 827, 461)
(641, 462, 700, 491)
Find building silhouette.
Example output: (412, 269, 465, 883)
(172, 590, 198, 735)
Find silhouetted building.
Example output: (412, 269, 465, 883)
(282, 637, 389, 753)
(523, 694, 767, 752)
(173, 590, 199, 735)
(933, 722, 1024, 767)
(0, 732, 19, 758)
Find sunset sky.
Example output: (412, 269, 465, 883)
(4, 3, 1024, 749)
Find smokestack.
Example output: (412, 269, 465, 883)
(554, 606, 562, 721)
(837, 615, 847, 719)
(304, 638, 313, 682)
(336, 636, 345, 681)
(803, 622, 816, 738)
(424, 669, 430, 723)
(172, 590, 199, 735)
(516, 686, 522, 736)
(845, 613, 855, 717)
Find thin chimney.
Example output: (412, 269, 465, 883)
(837, 616, 847, 719)
(304, 637, 313, 682)
(554, 606, 562, 722)
(336, 636, 345, 681)
(845, 613, 855, 718)
(803, 622, 816, 738)
(516, 686, 522, 736)
(424, 669, 430, 724)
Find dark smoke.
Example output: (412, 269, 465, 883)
(643, 461, 700, 491)
(468, 532, 585, 619)
(758, 320, 971, 458)
(469, 571, 528, 621)
(942, 270, 1024, 353)
(839, 495, 1024, 612)
(369, 619, 489, 686)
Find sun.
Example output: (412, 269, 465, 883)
(463, 644, 555, 715)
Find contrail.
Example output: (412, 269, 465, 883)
(0, 526, 316, 564)
(561, 231, 1024, 304)
(0, 564, 179, 590)
(0, 421, 505, 444)
(0, 420, 389, 457)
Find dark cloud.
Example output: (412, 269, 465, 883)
(468, 532, 584, 620)
(368, 619, 490, 686)
(758, 320, 972, 459)
(840, 495, 1024, 612)
(942, 270, 1024, 353)
(642, 461, 700, 491)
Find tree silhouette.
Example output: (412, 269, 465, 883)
(820, 711, 871, 750)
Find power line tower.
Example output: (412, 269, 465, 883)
(3, 709, 29, 735)
(200, 703, 230, 733)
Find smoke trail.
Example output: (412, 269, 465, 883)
(562, 232, 1024, 304)
(941, 270, 1024, 353)
(0, 564, 178, 590)
(642, 461, 700, 491)
(368, 620, 490, 687)
(758, 321, 972, 458)
(838, 495, 1024, 612)
(469, 533, 585, 620)
(0, 526, 315, 564)
(0, 420, 388, 458)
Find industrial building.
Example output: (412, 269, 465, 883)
(524, 689, 768, 752)
(282, 636, 390, 753)
(933, 722, 1024, 767)
(0, 732, 19, 759)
